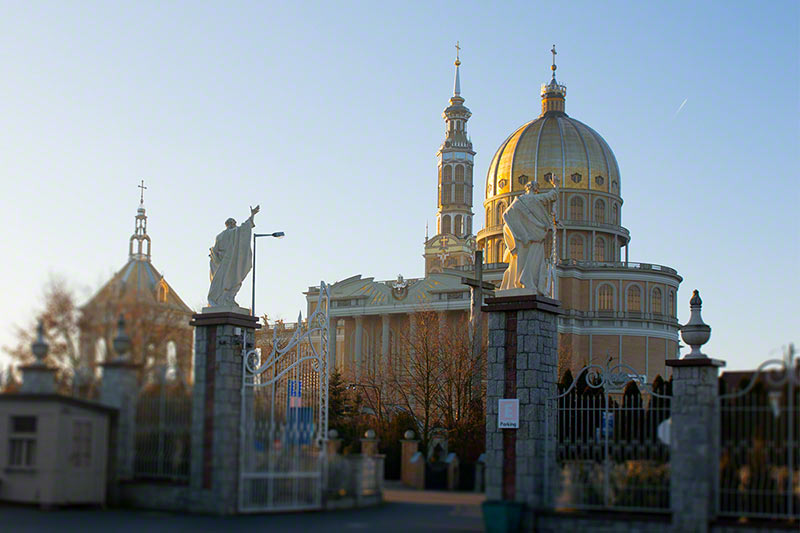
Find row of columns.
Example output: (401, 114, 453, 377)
(337, 311, 450, 380)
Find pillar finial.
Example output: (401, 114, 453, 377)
(31, 320, 49, 364)
(681, 289, 712, 359)
(112, 314, 132, 361)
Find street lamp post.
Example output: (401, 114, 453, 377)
(251, 231, 285, 317)
(348, 382, 382, 422)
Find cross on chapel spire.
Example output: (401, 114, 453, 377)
(138, 179, 147, 205)
(551, 44, 557, 79)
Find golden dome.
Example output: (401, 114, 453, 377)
(484, 113, 620, 200)
(477, 63, 630, 265)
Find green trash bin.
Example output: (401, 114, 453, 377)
(482, 500, 524, 533)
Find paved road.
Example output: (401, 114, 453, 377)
(3, 487, 485, 533)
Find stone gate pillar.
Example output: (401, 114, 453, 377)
(666, 290, 723, 533)
(189, 311, 258, 514)
(100, 316, 140, 483)
(483, 293, 561, 526)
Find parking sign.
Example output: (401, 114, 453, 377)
(498, 399, 519, 429)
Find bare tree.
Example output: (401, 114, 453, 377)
(384, 310, 446, 456)
(436, 314, 486, 461)
(3, 276, 82, 390)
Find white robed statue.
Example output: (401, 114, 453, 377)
(500, 181, 558, 295)
(207, 205, 259, 309)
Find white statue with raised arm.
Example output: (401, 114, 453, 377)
(207, 205, 260, 310)
(500, 181, 558, 295)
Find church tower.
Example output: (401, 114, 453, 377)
(424, 44, 477, 274)
(129, 180, 152, 261)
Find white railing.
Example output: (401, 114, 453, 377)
(239, 281, 330, 512)
(718, 345, 798, 520)
(545, 363, 672, 512)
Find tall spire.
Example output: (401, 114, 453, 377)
(453, 41, 461, 96)
(129, 180, 152, 261)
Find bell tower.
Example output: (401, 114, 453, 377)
(424, 43, 477, 274)
(128, 180, 151, 261)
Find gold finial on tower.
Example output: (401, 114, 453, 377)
(455, 41, 461, 66)
(550, 44, 557, 78)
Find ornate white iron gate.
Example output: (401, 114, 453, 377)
(238, 282, 330, 512)
(545, 362, 672, 512)
(718, 344, 798, 520)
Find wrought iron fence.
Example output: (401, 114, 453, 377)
(133, 368, 192, 482)
(718, 345, 798, 520)
(239, 282, 330, 512)
(545, 363, 672, 512)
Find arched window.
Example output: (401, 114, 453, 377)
(627, 285, 641, 312)
(598, 284, 614, 311)
(569, 196, 584, 220)
(455, 183, 464, 205)
(496, 202, 505, 226)
(494, 240, 502, 263)
(466, 216, 472, 235)
(612, 203, 618, 224)
(486, 206, 491, 226)
(158, 282, 168, 303)
(669, 290, 675, 317)
(594, 236, 606, 261)
(443, 165, 452, 181)
(166, 341, 178, 381)
(95, 338, 107, 365)
(442, 215, 451, 235)
(594, 199, 606, 223)
(569, 235, 584, 260)
(455, 165, 464, 183)
(499, 241, 506, 262)
(454, 215, 463, 237)
(442, 183, 452, 204)
(94, 338, 106, 379)
(464, 183, 471, 204)
(651, 287, 663, 315)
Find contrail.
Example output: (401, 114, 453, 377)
(674, 98, 688, 117)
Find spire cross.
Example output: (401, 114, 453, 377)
(551, 44, 557, 78)
(455, 41, 461, 61)
(138, 180, 147, 204)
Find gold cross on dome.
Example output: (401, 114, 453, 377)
(138, 179, 147, 204)
(456, 41, 461, 60)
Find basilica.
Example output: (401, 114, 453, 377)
(306, 50, 682, 382)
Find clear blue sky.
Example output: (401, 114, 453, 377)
(1, 1, 797, 371)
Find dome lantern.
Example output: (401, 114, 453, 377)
(541, 45, 567, 116)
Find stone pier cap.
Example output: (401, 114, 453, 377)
(482, 293, 565, 314)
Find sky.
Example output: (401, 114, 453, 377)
(0, 1, 797, 371)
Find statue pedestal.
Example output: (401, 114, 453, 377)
(201, 305, 251, 315)
(188, 310, 259, 514)
(482, 293, 562, 529)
